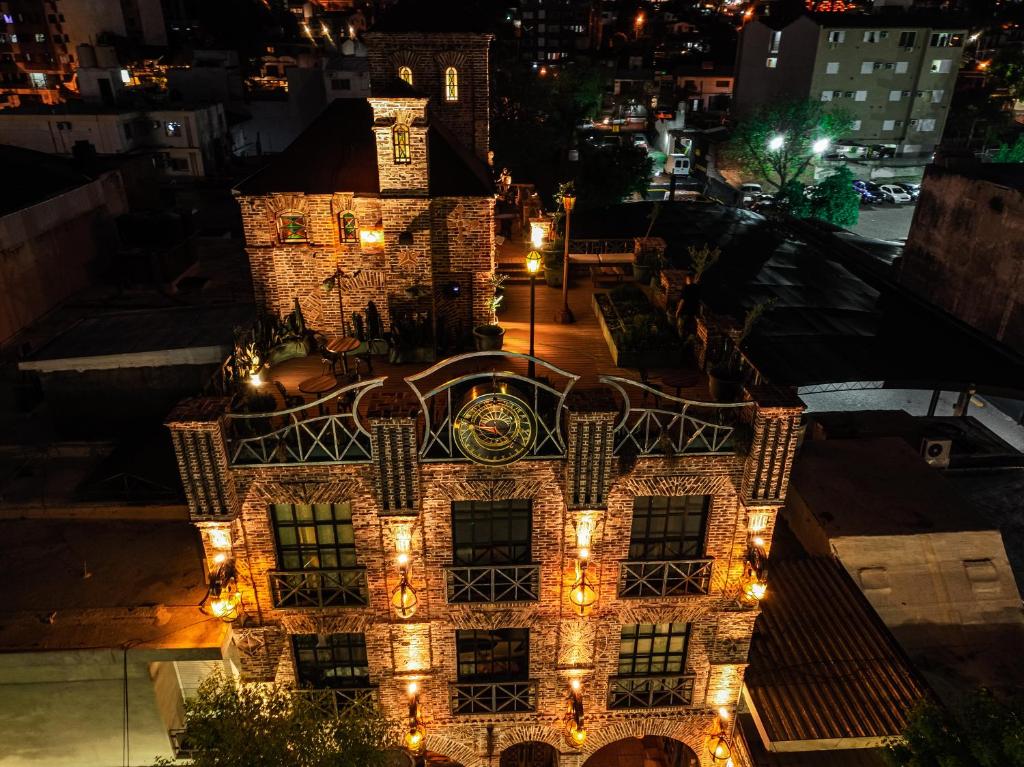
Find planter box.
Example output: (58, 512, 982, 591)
(592, 293, 680, 369)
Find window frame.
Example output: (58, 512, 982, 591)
(456, 628, 529, 682)
(617, 623, 692, 676)
(629, 496, 709, 561)
(392, 123, 411, 164)
(451, 500, 532, 565)
(277, 212, 308, 243)
(271, 501, 357, 570)
(398, 65, 413, 86)
(339, 210, 358, 242)
(292, 632, 371, 689)
(444, 65, 459, 101)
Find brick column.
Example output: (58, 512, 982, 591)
(369, 393, 420, 514)
(740, 385, 804, 506)
(166, 397, 239, 521)
(564, 391, 618, 510)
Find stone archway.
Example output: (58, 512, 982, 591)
(583, 736, 699, 767)
(500, 741, 559, 767)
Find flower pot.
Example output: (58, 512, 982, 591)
(544, 266, 562, 288)
(473, 324, 505, 351)
(708, 370, 743, 403)
(633, 264, 652, 284)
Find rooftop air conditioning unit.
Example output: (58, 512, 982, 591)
(921, 438, 952, 468)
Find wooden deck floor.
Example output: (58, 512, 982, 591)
(263, 280, 710, 410)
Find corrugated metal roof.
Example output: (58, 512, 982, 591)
(745, 558, 927, 745)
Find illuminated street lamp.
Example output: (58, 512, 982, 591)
(557, 191, 576, 324)
(812, 137, 830, 155)
(767, 135, 785, 152)
(525, 249, 543, 377)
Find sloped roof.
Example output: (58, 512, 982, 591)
(0, 145, 91, 216)
(234, 98, 493, 197)
(745, 557, 927, 746)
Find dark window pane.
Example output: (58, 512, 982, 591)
(629, 496, 709, 560)
(272, 502, 356, 572)
(451, 501, 532, 564)
(455, 629, 529, 681)
(292, 633, 370, 689)
(616, 623, 691, 677)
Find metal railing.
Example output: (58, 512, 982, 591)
(295, 687, 376, 716)
(268, 568, 368, 609)
(568, 238, 635, 256)
(618, 559, 714, 598)
(224, 378, 383, 466)
(450, 681, 538, 715)
(607, 674, 696, 710)
(445, 564, 541, 603)
(600, 376, 752, 456)
(168, 729, 196, 759)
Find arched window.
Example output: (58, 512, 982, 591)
(278, 212, 307, 243)
(444, 66, 458, 101)
(339, 211, 358, 242)
(398, 66, 413, 86)
(392, 124, 410, 164)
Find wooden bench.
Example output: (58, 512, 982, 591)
(591, 265, 628, 287)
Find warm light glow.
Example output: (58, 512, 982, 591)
(978, 59, 991, 71)
(210, 590, 240, 622)
(397, 552, 410, 567)
(746, 580, 768, 600)
(360, 228, 384, 246)
(404, 726, 425, 751)
(248, 371, 264, 387)
(406, 681, 419, 697)
(578, 547, 590, 560)
(213, 552, 227, 565)
(208, 527, 232, 551)
(575, 515, 594, 549)
(392, 581, 418, 616)
(526, 249, 542, 275)
(718, 706, 730, 720)
(569, 724, 587, 745)
(812, 137, 830, 154)
(751, 536, 765, 547)
(562, 193, 576, 212)
(570, 678, 582, 692)
(708, 734, 732, 763)
(768, 135, 785, 151)
(530, 222, 546, 249)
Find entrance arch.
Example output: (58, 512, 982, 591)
(583, 736, 699, 767)
(500, 741, 559, 767)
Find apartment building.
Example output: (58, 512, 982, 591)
(735, 13, 967, 155)
(515, 0, 602, 64)
(164, 29, 804, 767)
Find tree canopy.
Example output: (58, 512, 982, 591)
(805, 167, 860, 227)
(991, 134, 1024, 162)
(572, 142, 653, 209)
(729, 100, 853, 191)
(154, 673, 399, 767)
(885, 691, 1024, 767)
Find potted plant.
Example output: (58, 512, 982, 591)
(543, 243, 564, 288)
(473, 273, 508, 351)
(707, 301, 773, 403)
(633, 249, 654, 285)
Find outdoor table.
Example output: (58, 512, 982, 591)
(661, 371, 699, 399)
(326, 336, 361, 374)
(298, 375, 339, 414)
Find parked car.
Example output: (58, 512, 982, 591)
(631, 134, 649, 151)
(665, 154, 691, 175)
(740, 182, 763, 204)
(894, 182, 920, 200)
(852, 180, 882, 204)
(867, 144, 897, 159)
(877, 184, 912, 203)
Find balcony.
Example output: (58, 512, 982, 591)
(618, 559, 713, 598)
(295, 687, 376, 716)
(450, 681, 537, 715)
(445, 564, 541, 603)
(268, 568, 368, 609)
(607, 674, 696, 710)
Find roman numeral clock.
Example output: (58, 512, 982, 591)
(453, 384, 537, 466)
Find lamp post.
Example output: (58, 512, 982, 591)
(526, 249, 542, 378)
(557, 192, 576, 324)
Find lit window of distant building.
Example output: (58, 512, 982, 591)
(444, 66, 458, 101)
(165, 121, 182, 137)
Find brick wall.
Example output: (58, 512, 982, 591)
(167, 390, 802, 767)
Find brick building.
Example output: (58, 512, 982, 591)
(167, 29, 804, 767)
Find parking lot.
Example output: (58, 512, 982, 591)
(850, 200, 918, 242)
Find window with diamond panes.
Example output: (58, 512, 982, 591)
(392, 124, 410, 164)
(339, 211, 358, 242)
(618, 623, 691, 675)
(629, 496, 709, 560)
(293, 633, 370, 689)
(452, 500, 531, 565)
(272, 502, 356, 570)
(278, 213, 307, 243)
(444, 66, 458, 101)
(456, 629, 529, 681)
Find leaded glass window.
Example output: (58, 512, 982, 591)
(444, 66, 458, 101)
(630, 496, 709, 560)
(398, 66, 413, 86)
(278, 213, 307, 242)
(339, 211, 358, 242)
(272, 502, 356, 570)
(293, 633, 370, 688)
(617, 623, 691, 675)
(392, 124, 410, 164)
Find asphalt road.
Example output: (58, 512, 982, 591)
(849, 201, 918, 242)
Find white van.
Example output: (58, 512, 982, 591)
(665, 154, 691, 176)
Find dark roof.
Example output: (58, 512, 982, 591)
(234, 98, 493, 197)
(926, 161, 1024, 194)
(0, 146, 91, 216)
(737, 715, 890, 767)
(790, 438, 994, 537)
(745, 557, 927, 745)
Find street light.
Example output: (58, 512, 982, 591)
(525, 249, 542, 377)
(557, 192, 576, 324)
(767, 134, 785, 151)
(812, 137, 830, 154)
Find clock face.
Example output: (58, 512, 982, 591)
(453, 391, 536, 466)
